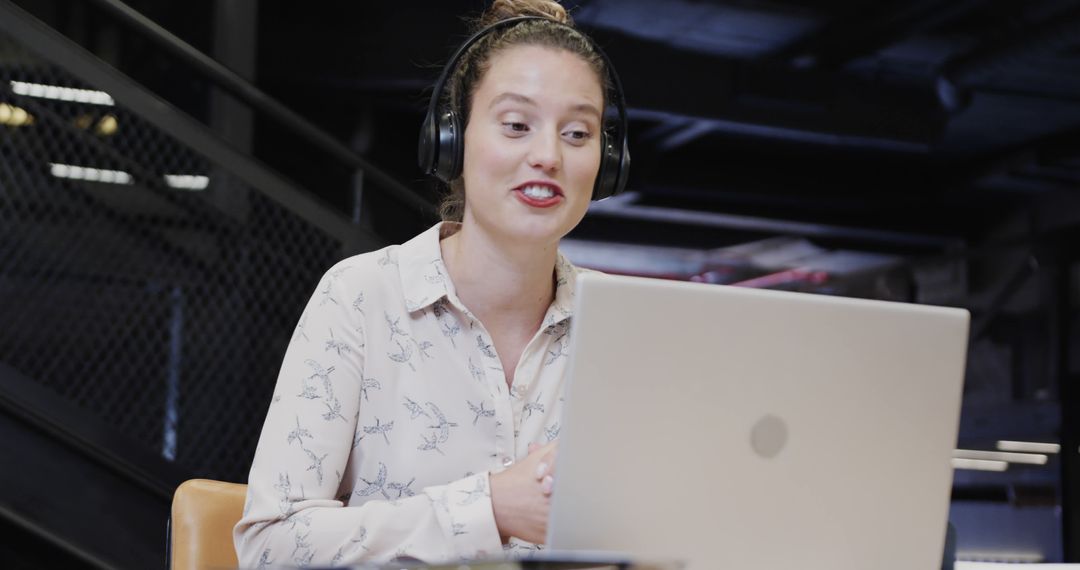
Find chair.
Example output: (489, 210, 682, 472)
(169, 479, 247, 570)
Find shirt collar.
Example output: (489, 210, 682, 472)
(397, 222, 455, 313)
(396, 222, 582, 332)
(542, 252, 578, 334)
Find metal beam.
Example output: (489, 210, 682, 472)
(766, 0, 988, 70)
(630, 107, 931, 152)
(0, 0, 387, 252)
(656, 120, 716, 152)
(590, 27, 948, 147)
(0, 363, 186, 568)
(971, 254, 1040, 341)
(587, 192, 960, 248)
(1058, 228, 1080, 560)
(81, 0, 436, 219)
(942, 3, 1080, 89)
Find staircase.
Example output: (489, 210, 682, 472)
(0, 1, 428, 566)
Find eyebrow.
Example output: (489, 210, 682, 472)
(488, 92, 602, 120)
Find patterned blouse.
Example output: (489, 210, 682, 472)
(233, 222, 585, 568)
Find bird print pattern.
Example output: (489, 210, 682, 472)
(467, 400, 495, 425)
(363, 417, 394, 445)
(403, 397, 430, 420)
(235, 223, 596, 568)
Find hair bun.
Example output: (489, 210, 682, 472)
(478, 0, 572, 28)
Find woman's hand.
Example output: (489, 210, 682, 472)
(490, 441, 558, 544)
(530, 441, 557, 496)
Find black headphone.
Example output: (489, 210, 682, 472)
(418, 16, 630, 201)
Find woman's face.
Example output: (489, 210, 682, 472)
(460, 44, 604, 246)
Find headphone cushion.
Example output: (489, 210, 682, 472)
(418, 114, 439, 174)
(593, 132, 619, 200)
(436, 110, 462, 183)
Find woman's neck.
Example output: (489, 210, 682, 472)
(440, 221, 557, 330)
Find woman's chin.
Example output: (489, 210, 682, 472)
(521, 209, 587, 239)
(487, 216, 571, 246)
(463, 201, 587, 246)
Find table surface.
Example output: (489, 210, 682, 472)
(956, 563, 1080, 569)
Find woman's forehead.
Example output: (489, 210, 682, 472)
(475, 44, 604, 110)
(486, 91, 602, 121)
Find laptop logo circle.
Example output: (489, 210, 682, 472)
(751, 414, 788, 459)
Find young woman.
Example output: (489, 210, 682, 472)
(234, 1, 628, 566)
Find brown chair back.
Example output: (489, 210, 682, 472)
(170, 479, 247, 570)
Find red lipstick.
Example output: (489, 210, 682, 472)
(512, 181, 564, 208)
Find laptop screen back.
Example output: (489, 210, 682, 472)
(547, 273, 968, 570)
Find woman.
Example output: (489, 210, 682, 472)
(234, 1, 628, 566)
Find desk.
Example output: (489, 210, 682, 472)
(956, 563, 1080, 569)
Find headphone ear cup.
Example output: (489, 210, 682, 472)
(418, 113, 439, 175)
(592, 132, 620, 200)
(435, 110, 463, 183)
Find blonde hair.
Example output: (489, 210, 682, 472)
(437, 0, 609, 222)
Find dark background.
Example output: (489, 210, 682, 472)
(0, 0, 1076, 566)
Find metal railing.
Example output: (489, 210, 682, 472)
(83, 0, 437, 220)
(0, 0, 383, 484)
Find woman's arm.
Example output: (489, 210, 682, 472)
(233, 263, 503, 566)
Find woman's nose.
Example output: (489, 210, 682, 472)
(527, 129, 561, 173)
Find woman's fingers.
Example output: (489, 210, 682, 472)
(540, 475, 554, 496)
(539, 443, 558, 476)
(535, 441, 558, 497)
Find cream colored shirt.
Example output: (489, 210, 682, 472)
(234, 223, 584, 568)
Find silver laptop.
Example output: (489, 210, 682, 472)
(546, 273, 969, 570)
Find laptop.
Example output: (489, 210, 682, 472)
(546, 273, 969, 570)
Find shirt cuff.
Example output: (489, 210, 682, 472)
(426, 472, 502, 560)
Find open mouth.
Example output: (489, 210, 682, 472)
(513, 181, 564, 207)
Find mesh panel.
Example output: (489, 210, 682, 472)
(0, 29, 345, 481)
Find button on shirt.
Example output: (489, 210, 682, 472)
(234, 223, 584, 568)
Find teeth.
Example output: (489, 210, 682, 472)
(521, 185, 555, 199)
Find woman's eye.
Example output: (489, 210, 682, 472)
(564, 130, 592, 142)
(502, 122, 529, 133)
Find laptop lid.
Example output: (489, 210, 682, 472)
(547, 273, 969, 570)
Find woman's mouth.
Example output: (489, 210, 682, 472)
(513, 182, 564, 208)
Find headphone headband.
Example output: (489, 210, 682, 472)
(419, 15, 630, 200)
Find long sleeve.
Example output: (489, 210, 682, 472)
(233, 262, 503, 567)
(234, 225, 579, 566)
